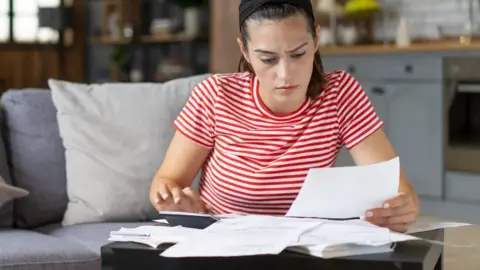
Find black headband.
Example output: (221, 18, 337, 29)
(238, 0, 315, 29)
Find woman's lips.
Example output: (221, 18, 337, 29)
(276, 85, 299, 92)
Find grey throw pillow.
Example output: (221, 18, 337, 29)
(0, 176, 28, 209)
(48, 75, 210, 226)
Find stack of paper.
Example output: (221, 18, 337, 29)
(107, 215, 471, 258)
(108, 216, 425, 258)
(287, 219, 416, 258)
(160, 215, 323, 257)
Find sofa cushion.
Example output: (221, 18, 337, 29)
(0, 89, 68, 229)
(0, 229, 99, 270)
(48, 74, 210, 226)
(0, 107, 16, 228)
(37, 221, 156, 253)
(0, 175, 28, 209)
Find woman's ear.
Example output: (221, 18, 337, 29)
(237, 37, 250, 63)
(315, 25, 321, 48)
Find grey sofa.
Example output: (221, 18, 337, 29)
(0, 75, 208, 269)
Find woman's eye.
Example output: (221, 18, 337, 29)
(292, 52, 306, 58)
(261, 58, 276, 64)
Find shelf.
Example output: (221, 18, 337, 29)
(140, 33, 207, 43)
(89, 33, 207, 45)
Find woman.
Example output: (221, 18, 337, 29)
(149, 0, 419, 233)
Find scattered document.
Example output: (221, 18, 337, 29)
(107, 214, 473, 259)
(160, 215, 323, 258)
(286, 157, 400, 219)
(108, 225, 201, 248)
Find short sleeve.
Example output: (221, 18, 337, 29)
(335, 71, 384, 149)
(173, 76, 217, 148)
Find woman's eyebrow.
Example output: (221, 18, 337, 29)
(285, 42, 308, 53)
(253, 42, 308, 54)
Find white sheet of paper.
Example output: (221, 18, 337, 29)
(109, 225, 201, 247)
(153, 219, 169, 224)
(407, 221, 472, 234)
(286, 157, 400, 219)
(108, 235, 163, 248)
(293, 219, 393, 247)
(160, 215, 324, 258)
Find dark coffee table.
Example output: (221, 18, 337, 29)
(101, 228, 444, 270)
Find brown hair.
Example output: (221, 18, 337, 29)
(238, 3, 327, 99)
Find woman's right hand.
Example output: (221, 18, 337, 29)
(150, 180, 211, 214)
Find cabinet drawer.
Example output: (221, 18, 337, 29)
(321, 54, 442, 81)
(445, 171, 480, 203)
(322, 55, 361, 75)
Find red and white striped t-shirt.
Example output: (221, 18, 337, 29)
(173, 70, 383, 215)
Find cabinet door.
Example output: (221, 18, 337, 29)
(370, 82, 444, 198)
(361, 80, 390, 135)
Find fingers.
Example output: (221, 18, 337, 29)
(183, 187, 207, 213)
(170, 186, 184, 204)
(366, 193, 415, 218)
(364, 192, 418, 232)
(366, 211, 416, 227)
(388, 223, 409, 233)
(158, 183, 172, 201)
(205, 204, 214, 213)
(365, 216, 389, 227)
(154, 192, 163, 205)
(366, 204, 413, 219)
(383, 192, 411, 208)
(388, 212, 417, 225)
(152, 182, 209, 214)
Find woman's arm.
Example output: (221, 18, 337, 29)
(153, 130, 211, 188)
(349, 128, 419, 205)
(150, 75, 218, 212)
(349, 128, 419, 232)
(149, 130, 211, 211)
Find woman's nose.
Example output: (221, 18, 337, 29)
(277, 61, 292, 81)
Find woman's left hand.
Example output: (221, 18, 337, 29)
(364, 192, 419, 233)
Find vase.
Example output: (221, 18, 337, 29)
(184, 7, 200, 36)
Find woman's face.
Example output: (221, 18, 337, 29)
(238, 13, 319, 110)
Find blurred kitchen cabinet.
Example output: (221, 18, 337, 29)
(367, 81, 444, 199)
(335, 79, 444, 199)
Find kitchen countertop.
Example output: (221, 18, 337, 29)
(319, 41, 480, 55)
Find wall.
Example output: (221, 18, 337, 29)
(374, 0, 476, 41)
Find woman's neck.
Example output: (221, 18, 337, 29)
(258, 90, 306, 115)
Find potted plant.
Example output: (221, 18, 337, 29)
(109, 45, 131, 82)
(169, 0, 208, 36)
